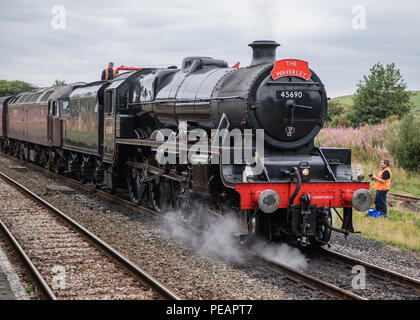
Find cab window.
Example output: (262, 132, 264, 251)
(105, 90, 113, 114)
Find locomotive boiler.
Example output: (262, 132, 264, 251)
(135, 41, 325, 150)
(0, 40, 372, 247)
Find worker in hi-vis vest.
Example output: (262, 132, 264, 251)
(101, 62, 116, 81)
(370, 159, 392, 217)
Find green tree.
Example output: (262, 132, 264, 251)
(0, 80, 37, 97)
(325, 99, 351, 126)
(53, 79, 66, 87)
(387, 113, 420, 172)
(350, 63, 412, 127)
(326, 100, 343, 122)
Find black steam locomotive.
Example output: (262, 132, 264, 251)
(0, 40, 372, 247)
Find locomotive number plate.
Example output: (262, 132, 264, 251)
(277, 91, 303, 99)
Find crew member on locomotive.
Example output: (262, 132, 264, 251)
(101, 62, 116, 81)
(370, 159, 392, 217)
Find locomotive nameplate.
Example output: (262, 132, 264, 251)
(271, 59, 312, 80)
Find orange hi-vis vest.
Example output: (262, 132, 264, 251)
(374, 167, 392, 191)
(105, 68, 116, 80)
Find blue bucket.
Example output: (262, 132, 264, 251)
(368, 208, 383, 218)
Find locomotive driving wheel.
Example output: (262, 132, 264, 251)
(68, 152, 81, 181)
(80, 155, 95, 185)
(93, 159, 104, 188)
(177, 198, 193, 224)
(147, 155, 171, 213)
(45, 151, 55, 170)
(149, 178, 170, 213)
(127, 167, 147, 205)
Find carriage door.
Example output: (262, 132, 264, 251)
(48, 100, 62, 146)
(47, 101, 53, 144)
(103, 89, 116, 161)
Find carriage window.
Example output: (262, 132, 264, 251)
(62, 101, 69, 110)
(52, 101, 58, 116)
(55, 102, 60, 117)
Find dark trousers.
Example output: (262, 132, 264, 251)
(374, 190, 388, 216)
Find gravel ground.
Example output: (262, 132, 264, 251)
(0, 154, 418, 300)
(329, 233, 420, 280)
(0, 229, 45, 300)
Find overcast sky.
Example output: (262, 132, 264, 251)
(0, 0, 418, 97)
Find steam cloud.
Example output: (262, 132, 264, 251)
(161, 209, 246, 263)
(160, 208, 308, 270)
(252, 242, 308, 270)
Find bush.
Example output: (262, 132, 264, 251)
(387, 113, 420, 172)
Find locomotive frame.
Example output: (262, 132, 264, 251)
(0, 40, 372, 248)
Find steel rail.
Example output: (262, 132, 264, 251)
(0, 217, 57, 300)
(388, 193, 420, 203)
(249, 250, 366, 300)
(319, 248, 420, 293)
(0, 169, 181, 300)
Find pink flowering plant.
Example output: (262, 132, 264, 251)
(316, 121, 395, 164)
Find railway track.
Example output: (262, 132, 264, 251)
(388, 193, 420, 203)
(0, 153, 365, 300)
(249, 250, 365, 300)
(252, 245, 419, 300)
(318, 248, 420, 296)
(0, 152, 419, 300)
(0, 151, 158, 219)
(0, 169, 180, 300)
(300, 247, 420, 300)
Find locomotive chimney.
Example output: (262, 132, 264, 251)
(248, 40, 280, 67)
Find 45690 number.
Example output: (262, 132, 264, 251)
(277, 91, 303, 99)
